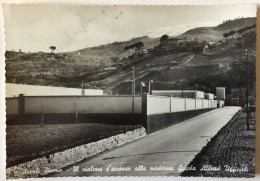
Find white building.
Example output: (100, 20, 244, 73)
(6, 83, 103, 97)
(152, 90, 205, 99)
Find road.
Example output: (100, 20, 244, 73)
(52, 106, 241, 177)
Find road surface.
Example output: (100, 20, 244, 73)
(51, 106, 240, 177)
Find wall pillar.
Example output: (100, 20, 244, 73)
(142, 93, 147, 115)
(142, 93, 148, 130)
(185, 98, 187, 111)
(170, 95, 172, 112)
(18, 94, 25, 117)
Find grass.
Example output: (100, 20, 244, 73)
(6, 123, 142, 168)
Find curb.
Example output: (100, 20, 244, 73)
(6, 127, 146, 179)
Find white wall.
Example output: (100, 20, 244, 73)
(6, 98, 19, 115)
(186, 98, 196, 110)
(24, 96, 142, 114)
(203, 99, 209, 108)
(6, 83, 103, 97)
(210, 100, 218, 108)
(147, 95, 219, 115)
(147, 95, 170, 114)
(6, 95, 220, 116)
(171, 97, 185, 112)
(196, 99, 203, 109)
(219, 100, 225, 107)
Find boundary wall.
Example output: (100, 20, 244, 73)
(6, 94, 224, 133)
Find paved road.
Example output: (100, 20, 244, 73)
(52, 106, 240, 177)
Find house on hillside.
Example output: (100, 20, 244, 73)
(134, 47, 147, 56)
(203, 45, 209, 54)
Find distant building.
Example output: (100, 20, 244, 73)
(203, 45, 209, 54)
(152, 90, 205, 99)
(5, 83, 103, 97)
(216, 87, 226, 101)
(204, 93, 214, 100)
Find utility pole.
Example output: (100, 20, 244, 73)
(141, 83, 142, 95)
(81, 82, 85, 95)
(148, 80, 153, 95)
(132, 66, 135, 114)
(181, 80, 184, 97)
(245, 49, 250, 130)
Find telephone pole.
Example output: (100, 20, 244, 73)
(132, 66, 135, 114)
(245, 49, 250, 130)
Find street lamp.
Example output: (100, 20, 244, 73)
(148, 80, 153, 95)
(140, 81, 146, 95)
(195, 83, 198, 91)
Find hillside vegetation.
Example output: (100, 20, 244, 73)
(178, 17, 256, 41)
(5, 17, 256, 99)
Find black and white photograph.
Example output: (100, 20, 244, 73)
(2, 3, 257, 179)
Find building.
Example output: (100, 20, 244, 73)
(152, 90, 205, 99)
(5, 83, 103, 97)
(204, 93, 214, 100)
(216, 87, 226, 101)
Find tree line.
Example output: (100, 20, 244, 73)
(223, 24, 256, 40)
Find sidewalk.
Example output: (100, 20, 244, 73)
(182, 110, 255, 177)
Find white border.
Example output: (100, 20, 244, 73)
(0, 0, 260, 181)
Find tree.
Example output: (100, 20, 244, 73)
(135, 42, 144, 49)
(49, 46, 56, 52)
(124, 45, 130, 51)
(223, 32, 229, 40)
(159, 34, 169, 45)
(134, 42, 144, 55)
(124, 45, 131, 56)
(237, 29, 244, 38)
(229, 30, 236, 39)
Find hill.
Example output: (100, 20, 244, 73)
(177, 17, 256, 41)
(5, 17, 256, 97)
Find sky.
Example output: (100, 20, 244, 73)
(3, 4, 256, 52)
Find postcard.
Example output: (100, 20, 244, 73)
(2, 3, 257, 179)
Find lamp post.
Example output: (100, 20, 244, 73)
(140, 82, 146, 95)
(148, 80, 153, 95)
